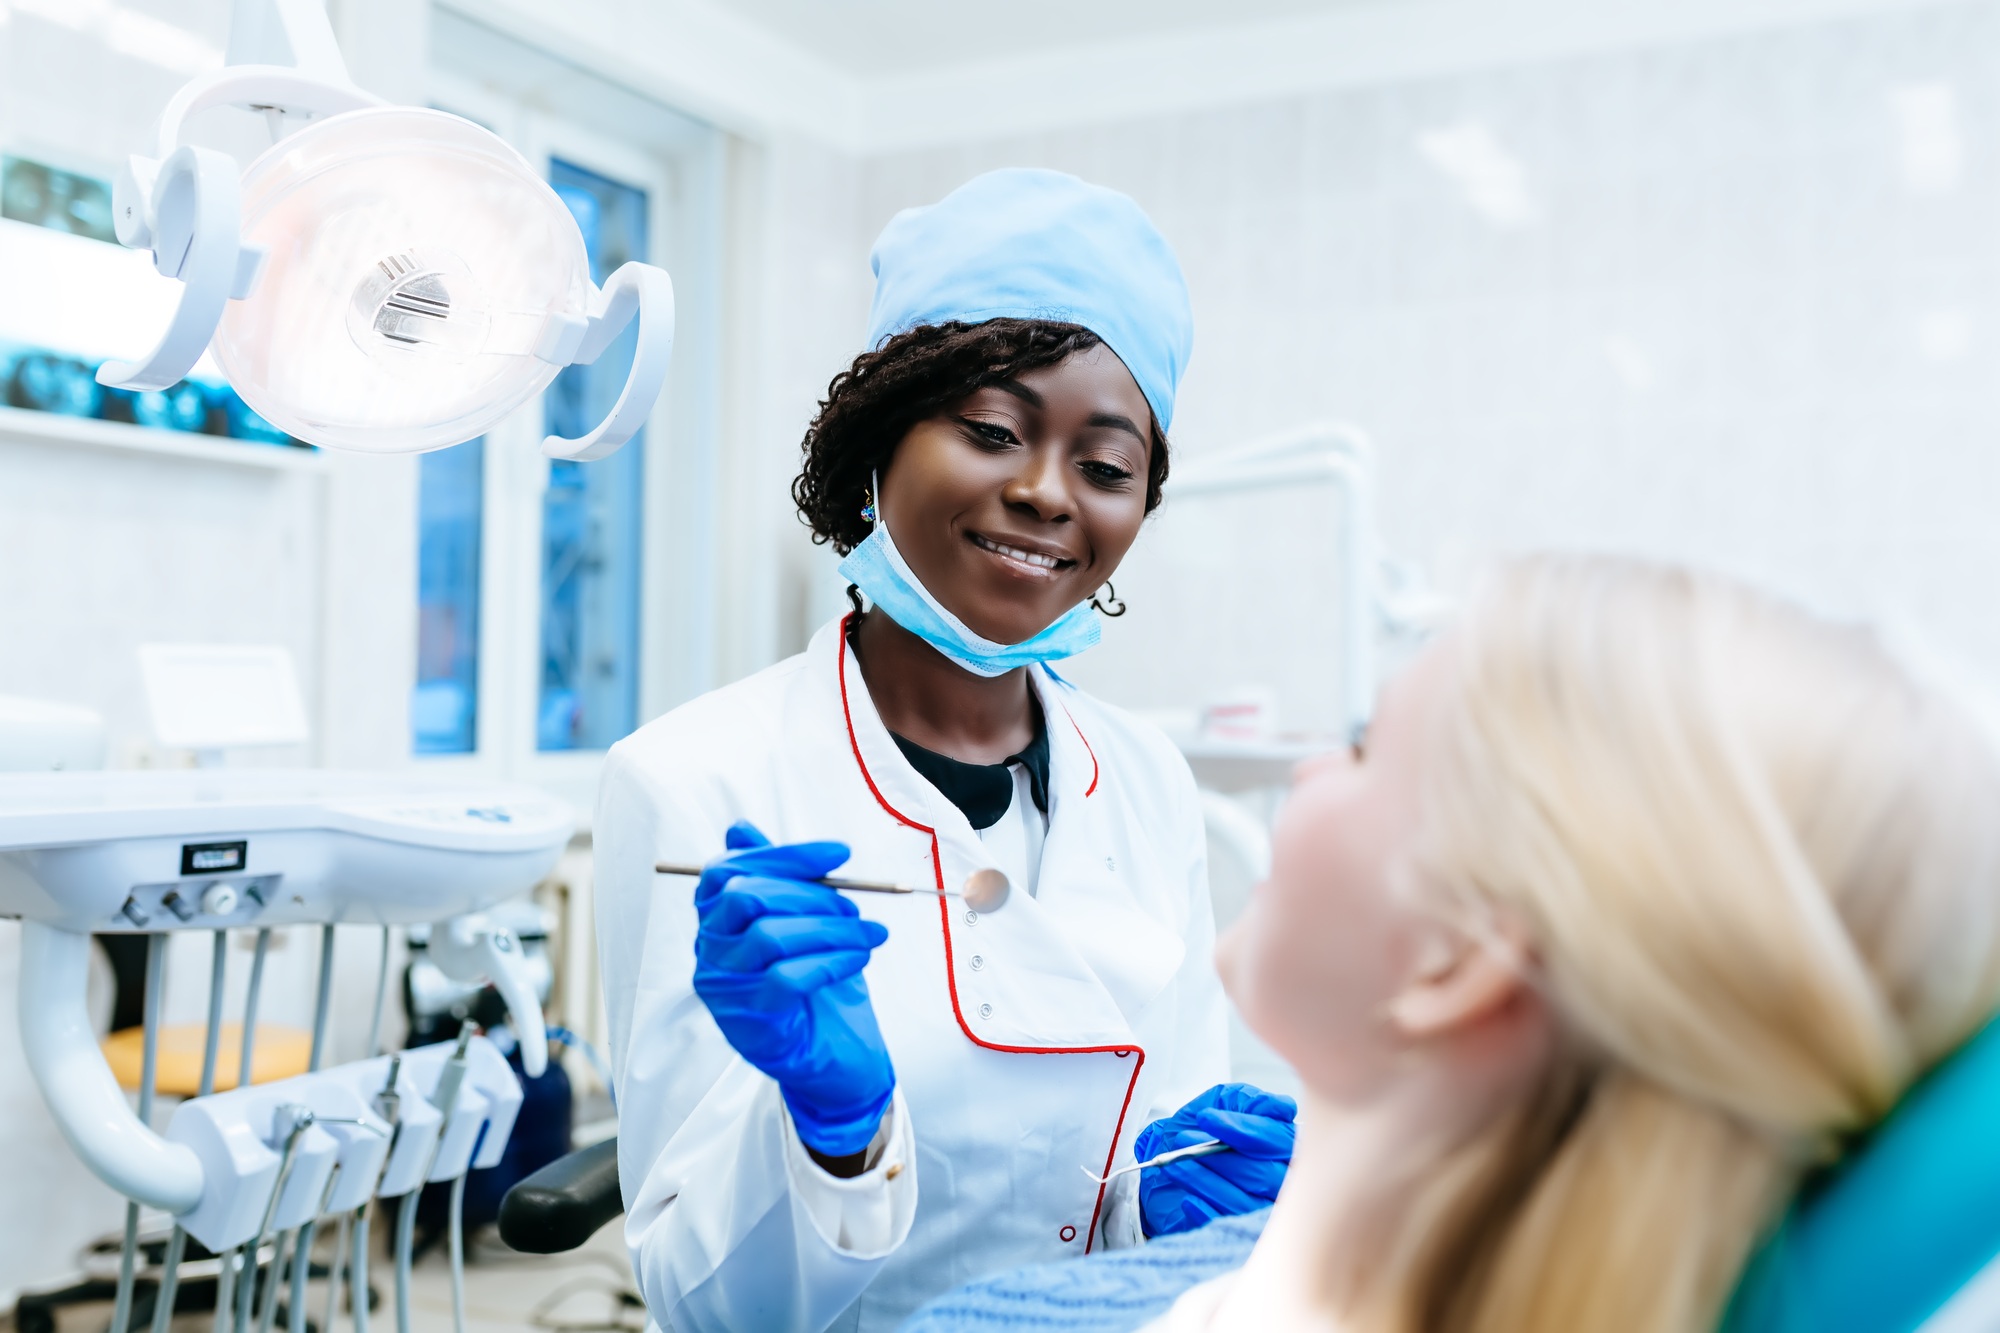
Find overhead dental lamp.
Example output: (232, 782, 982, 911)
(99, 0, 673, 460)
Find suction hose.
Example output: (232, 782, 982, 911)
(17, 922, 203, 1213)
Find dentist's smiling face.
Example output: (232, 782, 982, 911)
(879, 344, 1155, 645)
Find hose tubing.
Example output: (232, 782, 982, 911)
(155, 932, 229, 1333)
(449, 1173, 467, 1333)
(393, 1190, 415, 1333)
(110, 935, 166, 1333)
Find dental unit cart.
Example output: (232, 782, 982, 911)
(0, 770, 574, 1333)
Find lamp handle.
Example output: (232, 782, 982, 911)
(540, 262, 676, 463)
(97, 146, 262, 393)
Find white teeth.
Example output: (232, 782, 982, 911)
(974, 534, 1063, 569)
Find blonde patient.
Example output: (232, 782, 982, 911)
(1155, 554, 2000, 1331)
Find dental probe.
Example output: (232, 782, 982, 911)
(1080, 1138, 1233, 1185)
(656, 863, 1012, 913)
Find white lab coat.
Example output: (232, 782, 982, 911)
(594, 617, 1230, 1333)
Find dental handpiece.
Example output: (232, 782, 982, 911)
(1080, 1138, 1233, 1185)
(431, 1026, 475, 1118)
(363, 1054, 405, 1195)
(374, 1054, 403, 1123)
(255, 1108, 314, 1241)
(414, 1027, 477, 1183)
(395, 1030, 478, 1333)
(236, 1107, 315, 1333)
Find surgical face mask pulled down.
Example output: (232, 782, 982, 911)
(838, 473, 1102, 678)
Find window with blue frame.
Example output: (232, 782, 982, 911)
(414, 439, 484, 755)
(538, 159, 648, 753)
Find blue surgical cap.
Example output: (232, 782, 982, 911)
(865, 168, 1193, 432)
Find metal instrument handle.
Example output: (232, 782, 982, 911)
(654, 862, 916, 895)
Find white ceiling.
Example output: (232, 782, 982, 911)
(717, 0, 1391, 76)
(456, 0, 1935, 155)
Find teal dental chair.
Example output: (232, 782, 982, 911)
(1724, 1014, 2000, 1331)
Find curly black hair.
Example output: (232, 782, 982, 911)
(792, 319, 1172, 556)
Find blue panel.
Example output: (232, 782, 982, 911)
(538, 158, 648, 753)
(1, 156, 115, 241)
(0, 340, 304, 450)
(414, 439, 484, 755)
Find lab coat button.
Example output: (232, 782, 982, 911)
(965, 909, 978, 925)
(1060, 1225, 1077, 1243)
(978, 1002, 993, 1019)
(970, 954, 985, 970)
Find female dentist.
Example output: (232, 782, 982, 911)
(593, 169, 1295, 1333)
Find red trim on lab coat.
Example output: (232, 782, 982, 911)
(1067, 710, 1100, 796)
(835, 614, 1143, 1253)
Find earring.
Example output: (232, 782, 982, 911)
(860, 488, 877, 524)
(1089, 582, 1128, 617)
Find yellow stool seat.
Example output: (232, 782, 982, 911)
(101, 1023, 314, 1095)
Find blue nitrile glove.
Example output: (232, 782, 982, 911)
(1134, 1082, 1297, 1237)
(690, 820, 897, 1158)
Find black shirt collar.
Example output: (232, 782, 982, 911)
(891, 720, 1050, 832)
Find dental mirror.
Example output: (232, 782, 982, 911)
(960, 868, 1011, 913)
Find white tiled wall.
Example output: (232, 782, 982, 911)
(769, 0, 2000, 730)
(743, 134, 879, 656)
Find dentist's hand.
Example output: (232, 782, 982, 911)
(1135, 1083, 1296, 1237)
(691, 821, 896, 1159)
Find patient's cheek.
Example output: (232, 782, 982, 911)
(1214, 895, 1292, 1055)
(1215, 915, 1244, 1000)
(1224, 853, 1418, 1098)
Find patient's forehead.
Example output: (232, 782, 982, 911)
(1369, 637, 1454, 760)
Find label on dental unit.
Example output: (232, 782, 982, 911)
(180, 840, 247, 874)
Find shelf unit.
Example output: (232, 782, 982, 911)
(0, 405, 325, 473)
(1177, 735, 1339, 792)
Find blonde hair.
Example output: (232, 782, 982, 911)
(1393, 555, 2000, 1333)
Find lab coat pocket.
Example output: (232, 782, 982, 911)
(1051, 874, 1185, 1024)
(952, 883, 1130, 1047)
